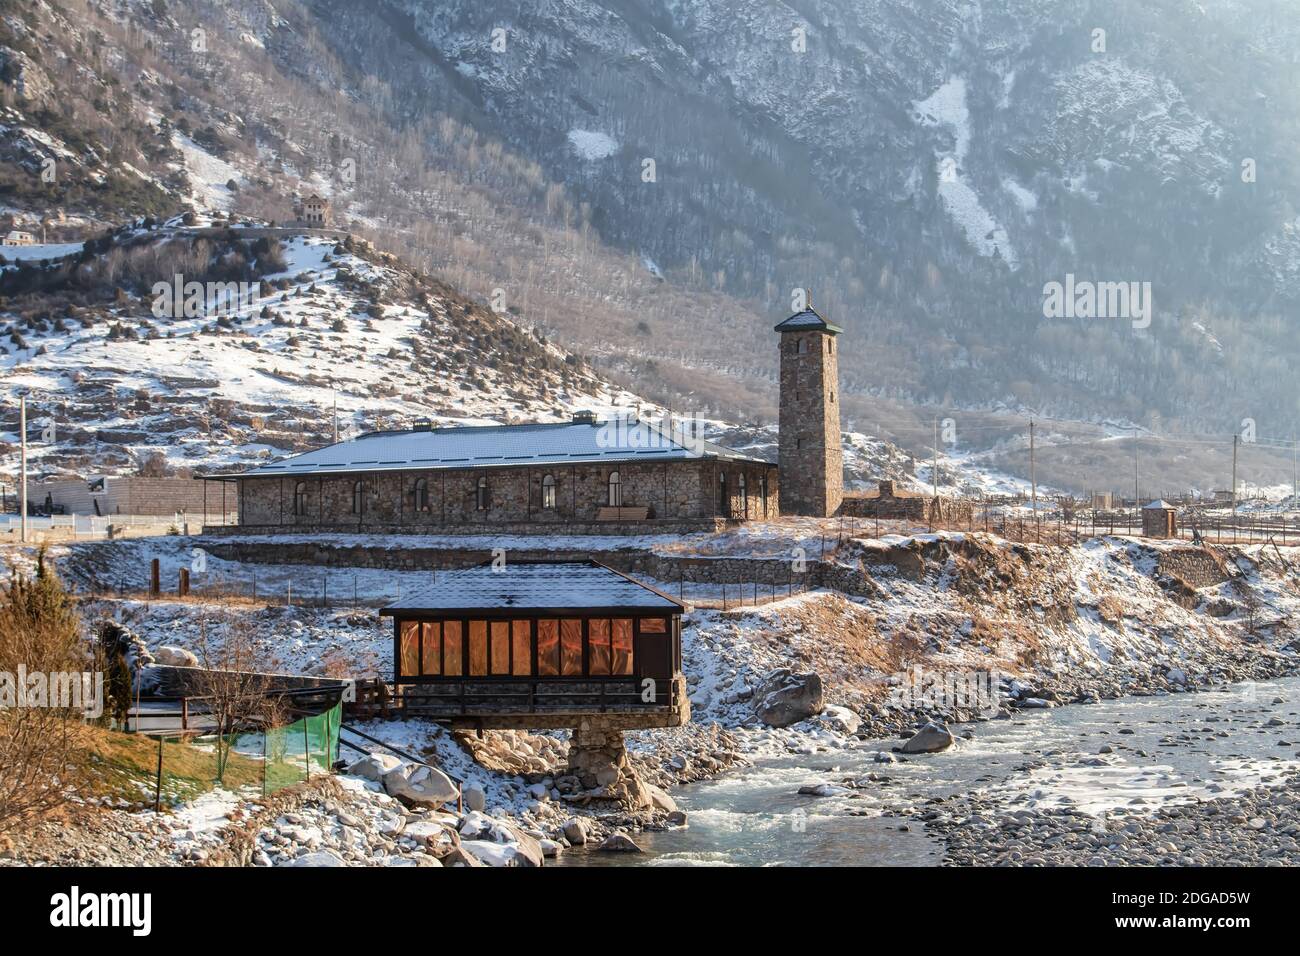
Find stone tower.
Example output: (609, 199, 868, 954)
(775, 306, 843, 516)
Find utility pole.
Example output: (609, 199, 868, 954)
(332, 385, 339, 444)
(1029, 419, 1037, 519)
(19, 396, 28, 543)
(1231, 433, 1238, 519)
(932, 416, 939, 498)
(1292, 430, 1297, 503)
(1133, 427, 1140, 507)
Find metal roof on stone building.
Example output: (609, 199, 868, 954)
(379, 560, 683, 614)
(773, 307, 843, 334)
(215, 416, 767, 479)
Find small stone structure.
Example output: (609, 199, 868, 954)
(1142, 499, 1178, 538)
(841, 479, 973, 525)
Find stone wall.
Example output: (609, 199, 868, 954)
(777, 328, 843, 517)
(1155, 546, 1232, 590)
(234, 459, 778, 531)
(29, 477, 217, 517)
(198, 538, 880, 599)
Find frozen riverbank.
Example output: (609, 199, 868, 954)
(570, 677, 1300, 866)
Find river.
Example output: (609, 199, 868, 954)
(559, 677, 1300, 866)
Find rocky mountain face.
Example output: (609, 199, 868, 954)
(300, 0, 1300, 431)
(2, 0, 1297, 491)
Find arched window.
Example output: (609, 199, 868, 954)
(476, 475, 489, 510)
(292, 482, 308, 516)
(718, 471, 729, 517)
(797, 337, 809, 355)
(413, 477, 429, 512)
(608, 471, 623, 507)
(541, 474, 556, 509)
(351, 481, 364, 515)
(738, 472, 747, 519)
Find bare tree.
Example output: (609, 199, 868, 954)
(189, 617, 287, 781)
(0, 550, 91, 831)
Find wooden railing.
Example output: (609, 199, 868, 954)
(346, 676, 677, 719)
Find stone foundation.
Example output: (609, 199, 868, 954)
(567, 719, 653, 809)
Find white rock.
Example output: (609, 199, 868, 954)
(347, 753, 402, 782)
(154, 645, 200, 667)
(382, 763, 459, 808)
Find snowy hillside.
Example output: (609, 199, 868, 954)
(0, 223, 642, 478)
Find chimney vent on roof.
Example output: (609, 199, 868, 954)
(411, 419, 434, 431)
(572, 410, 597, 425)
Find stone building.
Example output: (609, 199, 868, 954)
(1142, 499, 1178, 538)
(775, 306, 843, 516)
(293, 194, 330, 228)
(211, 413, 778, 533)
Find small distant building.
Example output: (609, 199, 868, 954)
(1212, 489, 1234, 504)
(844, 479, 928, 520)
(2, 230, 35, 246)
(378, 560, 688, 730)
(1142, 499, 1178, 538)
(293, 194, 330, 228)
(26, 476, 216, 518)
(1090, 492, 1114, 510)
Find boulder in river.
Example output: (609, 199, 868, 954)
(900, 721, 956, 754)
(753, 669, 824, 727)
(599, 832, 644, 853)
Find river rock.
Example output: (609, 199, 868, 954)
(563, 817, 590, 845)
(818, 704, 861, 735)
(646, 785, 678, 813)
(462, 785, 487, 812)
(753, 669, 824, 727)
(282, 849, 344, 867)
(901, 721, 956, 754)
(382, 763, 459, 809)
(347, 753, 402, 782)
(599, 832, 644, 853)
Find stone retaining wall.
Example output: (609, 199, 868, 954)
(1155, 546, 1233, 590)
(197, 537, 886, 600)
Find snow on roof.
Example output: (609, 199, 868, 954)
(1144, 499, 1175, 510)
(379, 561, 683, 614)
(214, 417, 766, 479)
(773, 308, 843, 334)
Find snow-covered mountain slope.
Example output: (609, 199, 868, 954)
(3, 0, 1298, 492)
(0, 223, 641, 477)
